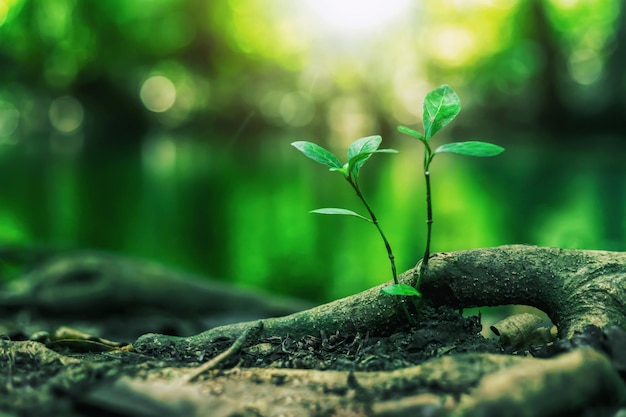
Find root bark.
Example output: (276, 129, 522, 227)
(6, 244, 626, 416)
(129, 245, 626, 416)
(135, 244, 626, 351)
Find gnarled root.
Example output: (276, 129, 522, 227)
(134, 244, 626, 352)
(131, 244, 626, 416)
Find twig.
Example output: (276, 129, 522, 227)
(184, 320, 263, 383)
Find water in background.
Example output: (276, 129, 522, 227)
(0, 129, 623, 303)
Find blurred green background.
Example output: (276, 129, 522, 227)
(0, 0, 624, 303)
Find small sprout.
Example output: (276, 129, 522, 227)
(291, 137, 399, 283)
(292, 84, 505, 326)
(396, 84, 505, 296)
(291, 136, 417, 322)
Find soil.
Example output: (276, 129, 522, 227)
(1, 247, 625, 417)
(1, 303, 506, 417)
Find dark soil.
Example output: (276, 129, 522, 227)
(137, 304, 503, 370)
(3, 246, 625, 416)
(0, 304, 506, 417)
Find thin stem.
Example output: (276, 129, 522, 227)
(415, 169, 432, 290)
(347, 177, 415, 324)
(415, 149, 434, 289)
(423, 169, 433, 265)
(348, 178, 399, 285)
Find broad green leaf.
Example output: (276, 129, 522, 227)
(423, 85, 461, 141)
(346, 136, 381, 177)
(381, 284, 422, 297)
(291, 141, 342, 169)
(397, 125, 424, 141)
(347, 135, 382, 160)
(310, 208, 371, 222)
(347, 148, 398, 178)
(434, 141, 505, 157)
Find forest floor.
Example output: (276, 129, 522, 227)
(1, 248, 625, 417)
(1, 303, 513, 417)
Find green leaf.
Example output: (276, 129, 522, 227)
(347, 135, 382, 160)
(291, 141, 342, 169)
(346, 148, 398, 178)
(423, 85, 461, 141)
(381, 284, 422, 297)
(310, 208, 372, 222)
(434, 141, 505, 157)
(397, 125, 424, 141)
(345, 135, 381, 177)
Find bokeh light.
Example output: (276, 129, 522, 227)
(49, 96, 83, 133)
(0, 0, 624, 304)
(278, 91, 315, 127)
(568, 49, 604, 85)
(140, 75, 176, 113)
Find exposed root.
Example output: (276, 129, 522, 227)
(184, 320, 263, 383)
(134, 245, 626, 353)
(129, 245, 626, 416)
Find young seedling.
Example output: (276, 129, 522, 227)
(396, 84, 505, 293)
(291, 86, 504, 324)
(291, 137, 422, 317)
(290, 137, 399, 275)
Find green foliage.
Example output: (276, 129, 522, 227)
(291, 137, 408, 309)
(381, 283, 422, 297)
(290, 141, 342, 170)
(434, 141, 505, 157)
(292, 85, 504, 324)
(309, 208, 371, 222)
(398, 84, 505, 294)
(398, 84, 505, 168)
(397, 125, 424, 140)
(292, 136, 398, 181)
(422, 85, 461, 141)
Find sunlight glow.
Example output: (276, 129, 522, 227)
(306, 0, 411, 34)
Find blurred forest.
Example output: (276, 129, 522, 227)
(0, 0, 624, 302)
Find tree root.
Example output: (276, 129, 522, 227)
(452, 348, 626, 417)
(134, 244, 626, 352)
(421, 244, 626, 339)
(129, 245, 626, 416)
(4, 244, 626, 416)
(183, 320, 264, 383)
(81, 348, 623, 417)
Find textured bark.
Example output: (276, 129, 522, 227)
(1, 251, 309, 318)
(452, 348, 626, 417)
(4, 245, 626, 416)
(134, 244, 626, 352)
(422, 245, 626, 338)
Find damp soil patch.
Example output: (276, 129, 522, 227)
(1, 304, 507, 417)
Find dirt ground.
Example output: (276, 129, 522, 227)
(1, 304, 502, 417)
(1, 247, 625, 416)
